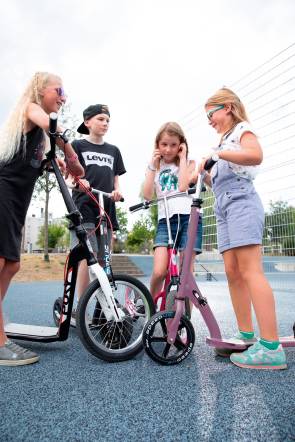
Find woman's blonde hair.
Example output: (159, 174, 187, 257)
(0, 71, 61, 164)
(205, 87, 249, 124)
(155, 122, 188, 166)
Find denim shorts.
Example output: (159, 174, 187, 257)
(154, 214, 203, 254)
(214, 188, 264, 254)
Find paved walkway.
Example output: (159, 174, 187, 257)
(1, 279, 295, 441)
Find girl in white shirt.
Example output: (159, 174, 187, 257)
(143, 122, 202, 301)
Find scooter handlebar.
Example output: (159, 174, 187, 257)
(49, 112, 58, 135)
(204, 158, 217, 171)
(129, 202, 146, 212)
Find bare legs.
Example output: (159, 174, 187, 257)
(0, 257, 20, 346)
(150, 247, 169, 300)
(76, 259, 90, 301)
(223, 245, 279, 341)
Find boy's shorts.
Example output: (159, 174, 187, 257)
(154, 213, 202, 254)
(70, 223, 112, 262)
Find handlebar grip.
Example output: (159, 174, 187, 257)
(188, 187, 196, 195)
(204, 158, 217, 170)
(129, 202, 145, 212)
(90, 187, 124, 202)
(49, 112, 58, 135)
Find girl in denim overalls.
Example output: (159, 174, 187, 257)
(199, 88, 287, 370)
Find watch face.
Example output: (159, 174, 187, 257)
(212, 154, 219, 162)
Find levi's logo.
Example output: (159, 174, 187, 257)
(82, 151, 114, 169)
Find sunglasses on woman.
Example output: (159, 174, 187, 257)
(54, 87, 66, 97)
(207, 105, 225, 120)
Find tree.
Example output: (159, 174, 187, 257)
(126, 215, 155, 253)
(33, 171, 58, 261)
(37, 223, 68, 251)
(264, 200, 295, 256)
(113, 207, 129, 253)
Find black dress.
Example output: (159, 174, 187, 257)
(0, 126, 45, 261)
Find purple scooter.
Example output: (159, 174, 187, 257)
(143, 159, 295, 365)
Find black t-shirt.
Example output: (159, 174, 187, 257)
(72, 139, 126, 230)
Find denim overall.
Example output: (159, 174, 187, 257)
(211, 159, 264, 253)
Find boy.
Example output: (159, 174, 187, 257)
(71, 104, 126, 317)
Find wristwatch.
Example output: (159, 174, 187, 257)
(211, 153, 219, 162)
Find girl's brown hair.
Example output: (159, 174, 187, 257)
(155, 122, 188, 166)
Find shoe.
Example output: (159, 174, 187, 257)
(215, 332, 257, 357)
(0, 340, 39, 366)
(132, 301, 145, 322)
(230, 341, 287, 370)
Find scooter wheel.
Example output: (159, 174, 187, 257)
(214, 348, 236, 357)
(143, 310, 195, 365)
(52, 297, 63, 327)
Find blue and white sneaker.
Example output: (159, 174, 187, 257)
(230, 341, 287, 370)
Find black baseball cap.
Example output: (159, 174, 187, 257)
(77, 104, 110, 134)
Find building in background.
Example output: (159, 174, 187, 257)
(22, 208, 65, 252)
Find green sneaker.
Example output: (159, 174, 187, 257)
(230, 341, 287, 370)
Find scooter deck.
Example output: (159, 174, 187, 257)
(280, 336, 295, 347)
(5, 323, 59, 342)
(207, 336, 295, 349)
(206, 337, 247, 350)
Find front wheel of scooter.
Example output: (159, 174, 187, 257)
(143, 310, 195, 365)
(76, 274, 155, 362)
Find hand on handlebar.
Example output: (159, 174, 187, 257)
(55, 157, 67, 175)
(66, 176, 91, 191)
(198, 155, 218, 173)
(111, 189, 124, 202)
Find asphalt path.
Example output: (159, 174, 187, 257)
(1, 278, 295, 442)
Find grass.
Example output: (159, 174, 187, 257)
(14, 253, 67, 282)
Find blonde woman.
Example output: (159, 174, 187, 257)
(199, 87, 286, 370)
(0, 72, 84, 366)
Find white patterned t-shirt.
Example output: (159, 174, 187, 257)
(154, 160, 193, 220)
(215, 121, 260, 180)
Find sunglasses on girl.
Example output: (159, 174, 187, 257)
(54, 87, 66, 97)
(207, 105, 225, 120)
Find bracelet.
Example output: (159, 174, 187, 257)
(147, 164, 156, 172)
(66, 153, 78, 163)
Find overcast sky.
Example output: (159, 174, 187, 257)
(1, 0, 294, 219)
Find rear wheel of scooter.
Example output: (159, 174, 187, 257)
(143, 310, 195, 365)
(76, 274, 155, 362)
